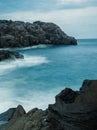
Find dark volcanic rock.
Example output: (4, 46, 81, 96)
(48, 80, 97, 130)
(0, 50, 24, 61)
(0, 20, 77, 48)
(0, 105, 26, 130)
(0, 105, 26, 122)
(1, 80, 97, 130)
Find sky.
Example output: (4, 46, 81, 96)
(0, 0, 97, 39)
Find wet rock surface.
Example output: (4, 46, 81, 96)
(1, 80, 97, 130)
(0, 20, 77, 48)
(0, 50, 24, 61)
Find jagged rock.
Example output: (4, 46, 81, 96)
(0, 105, 26, 130)
(48, 80, 97, 130)
(0, 108, 47, 130)
(0, 50, 24, 61)
(0, 20, 77, 48)
(0, 105, 26, 122)
(1, 80, 97, 130)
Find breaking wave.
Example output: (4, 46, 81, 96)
(0, 55, 49, 75)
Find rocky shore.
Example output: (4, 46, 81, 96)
(0, 20, 77, 48)
(0, 20, 77, 62)
(0, 50, 24, 61)
(0, 80, 97, 130)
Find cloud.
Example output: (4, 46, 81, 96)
(0, 0, 97, 14)
(57, 0, 97, 9)
(0, 0, 57, 13)
(58, 0, 86, 5)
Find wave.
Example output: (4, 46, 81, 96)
(0, 55, 49, 75)
(0, 44, 52, 52)
(13, 44, 52, 51)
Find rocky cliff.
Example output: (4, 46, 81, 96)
(0, 20, 77, 48)
(0, 80, 97, 130)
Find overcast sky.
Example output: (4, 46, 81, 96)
(0, 0, 97, 39)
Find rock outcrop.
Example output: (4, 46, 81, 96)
(0, 105, 26, 129)
(47, 80, 97, 130)
(0, 50, 24, 61)
(0, 105, 25, 122)
(1, 80, 97, 130)
(0, 20, 77, 48)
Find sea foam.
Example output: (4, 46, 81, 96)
(14, 44, 52, 51)
(0, 87, 59, 113)
(0, 55, 49, 75)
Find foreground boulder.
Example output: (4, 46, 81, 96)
(0, 105, 26, 122)
(0, 20, 77, 48)
(1, 80, 97, 130)
(48, 80, 97, 130)
(0, 105, 26, 129)
(0, 50, 24, 61)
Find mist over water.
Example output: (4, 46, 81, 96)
(0, 39, 97, 113)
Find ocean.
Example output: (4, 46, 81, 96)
(0, 39, 97, 113)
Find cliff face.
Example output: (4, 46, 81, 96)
(0, 80, 97, 130)
(0, 20, 77, 48)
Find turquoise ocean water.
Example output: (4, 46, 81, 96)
(0, 39, 97, 113)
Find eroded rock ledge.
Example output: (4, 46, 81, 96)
(0, 20, 77, 48)
(1, 80, 97, 130)
(0, 50, 24, 61)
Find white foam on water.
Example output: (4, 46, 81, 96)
(0, 80, 65, 113)
(13, 44, 52, 51)
(0, 88, 57, 113)
(0, 55, 50, 113)
(0, 45, 50, 51)
(0, 86, 16, 113)
(0, 55, 49, 75)
(0, 85, 65, 114)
